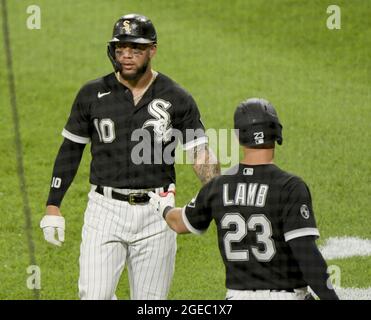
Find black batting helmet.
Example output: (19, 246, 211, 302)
(107, 14, 157, 71)
(234, 98, 283, 147)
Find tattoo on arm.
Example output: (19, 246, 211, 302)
(188, 143, 220, 185)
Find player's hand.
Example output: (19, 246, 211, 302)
(149, 184, 176, 218)
(40, 214, 65, 246)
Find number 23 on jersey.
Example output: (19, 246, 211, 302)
(221, 213, 276, 262)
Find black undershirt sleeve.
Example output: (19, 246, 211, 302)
(288, 236, 339, 300)
(46, 138, 86, 207)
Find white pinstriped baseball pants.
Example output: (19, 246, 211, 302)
(78, 186, 177, 300)
(226, 287, 309, 300)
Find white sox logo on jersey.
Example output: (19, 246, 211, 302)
(142, 99, 173, 143)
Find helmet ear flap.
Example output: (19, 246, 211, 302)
(107, 44, 122, 72)
(274, 122, 283, 145)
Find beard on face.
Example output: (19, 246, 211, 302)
(120, 60, 149, 81)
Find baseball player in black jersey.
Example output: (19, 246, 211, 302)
(150, 98, 339, 300)
(40, 13, 219, 300)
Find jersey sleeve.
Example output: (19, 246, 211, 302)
(282, 179, 320, 242)
(173, 93, 208, 151)
(62, 86, 91, 144)
(182, 182, 213, 234)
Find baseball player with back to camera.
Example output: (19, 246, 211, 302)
(39, 13, 220, 300)
(150, 98, 339, 300)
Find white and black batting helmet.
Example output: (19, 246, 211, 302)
(234, 98, 283, 147)
(107, 13, 157, 71)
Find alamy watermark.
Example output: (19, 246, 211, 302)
(327, 264, 341, 289)
(26, 265, 41, 290)
(26, 5, 41, 30)
(326, 5, 341, 30)
(130, 128, 240, 174)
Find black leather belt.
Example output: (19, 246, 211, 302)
(246, 288, 295, 292)
(95, 185, 168, 205)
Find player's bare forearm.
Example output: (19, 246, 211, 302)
(189, 143, 220, 185)
(46, 205, 62, 216)
(165, 208, 190, 234)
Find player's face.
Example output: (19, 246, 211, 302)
(115, 42, 156, 80)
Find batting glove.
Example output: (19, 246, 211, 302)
(149, 184, 176, 218)
(40, 215, 65, 246)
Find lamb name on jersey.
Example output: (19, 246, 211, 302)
(222, 183, 269, 207)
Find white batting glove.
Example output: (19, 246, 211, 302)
(40, 215, 65, 246)
(149, 184, 176, 218)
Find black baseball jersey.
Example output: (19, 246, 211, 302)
(183, 163, 320, 290)
(62, 72, 206, 188)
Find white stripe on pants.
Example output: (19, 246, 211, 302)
(78, 188, 177, 300)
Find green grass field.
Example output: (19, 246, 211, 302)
(0, 0, 370, 300)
